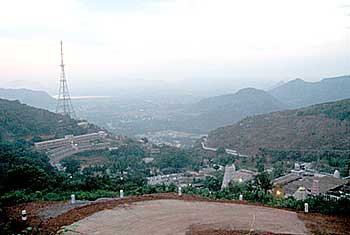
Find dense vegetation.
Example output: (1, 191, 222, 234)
(63, 141, 203, 177)
(0, 142, 56, 196)
(297, 99, 350, 121)
(153, 145, 203, 173)
(0, 141, 149, 206)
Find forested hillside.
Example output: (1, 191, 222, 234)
(0, 142, 57, 197)
(0, 98, 98, 142)
(207, 99, 350, 155)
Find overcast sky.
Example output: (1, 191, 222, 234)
(0, 0, 349, 94)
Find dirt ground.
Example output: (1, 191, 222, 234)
(66, 200, 307, 235)
(5, 194, 350, 235)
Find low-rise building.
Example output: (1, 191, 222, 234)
(221, 164, 257, 189)
(142, 157, 154, 164)
(231, 169, 257, 183)
(272, 170, 349, 200)
(147, 171, 205, 187)
(34, 131, 107, 151)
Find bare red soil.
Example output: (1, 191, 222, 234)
(5, 193, 350, 235)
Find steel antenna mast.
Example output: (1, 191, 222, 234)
(56, 40, 76, 118)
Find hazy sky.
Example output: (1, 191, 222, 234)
(0, 0, 349, 94)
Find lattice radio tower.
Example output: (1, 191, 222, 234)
(56, 41, 76, 118)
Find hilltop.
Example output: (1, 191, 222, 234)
(0, 88, 56, 110)
(269, 75, 350, 108)
(175, 88, 286, 132)
(207, 99, 350, 155)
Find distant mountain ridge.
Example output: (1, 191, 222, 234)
(176, 88, 287, 132)
(269, 75, 350, 108)
(176, 75, 350, 133)
(191, 88, 285, 112)
(2, 75, 350, 136)
(0, 88, 56, 111)
(207, 99, 350, 155)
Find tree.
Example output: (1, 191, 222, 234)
(272, 162, 284, 178)
(83, 176, 104, 191)
(203, 176, 221, 191)
(216, 147, 226, 156)
(340, 160, 350, 177)
(61, 158, 81, 174)
(228, 181, 251, 194)
(255, 172, 272, 192)
(5, 164, 51, 191)
(256, 157, 265, 172)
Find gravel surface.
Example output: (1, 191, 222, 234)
(37, 201, 92, 220)
(37, 198, 118, 220)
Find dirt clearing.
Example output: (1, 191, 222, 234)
(66, 199, 307, 235)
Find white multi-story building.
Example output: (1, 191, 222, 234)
(34, 132, 110, 168)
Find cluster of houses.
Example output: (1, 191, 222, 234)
(36, 131, 350, 201)
(218, 162, 350, 200)
(147, 173, 194, 186)
(147, 168, 218, 187)
(271, 163, 349, 200)
(147, 160, 350, 201)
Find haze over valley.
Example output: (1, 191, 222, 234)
(2, 75, 350, 147)
(1, 1, 350, 234)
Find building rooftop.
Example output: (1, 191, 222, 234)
(272, 173, 302, 186)
(282, 175, 348, 195)
(232, 169, 257, 183)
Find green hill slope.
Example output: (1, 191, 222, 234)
(0, 98, 97, 142)
(207, 99, 350, 155)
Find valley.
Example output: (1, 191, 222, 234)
(2, 84, 350, 234)
(3, 75, 350, 148)
(2, 2, 350, 233)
